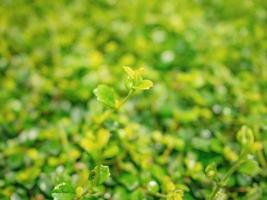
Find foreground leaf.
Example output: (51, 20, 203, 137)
(133, 80, 153, 90)
(52, 182, 75, 200)
(93, 84, 118, 108)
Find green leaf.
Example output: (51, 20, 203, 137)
(124, 78, 134, 90)
(205, 163, 217, 179)
(239, 159, 260, 176)
(166, 189, 183, 200)
(118, 173, 139, 191)
(236, 125, 254, 148)
(113, 187, 128, 200)
(131, 189, 145, 200)
(133, 80, 153, 90)
(52, 182, 75, 200)
(93, 84, 118, 108)
(123, 66, 135, 79)
(123, 66, 146, 82)
(214, 189, 228, 200)
(92, 165, 110, 185)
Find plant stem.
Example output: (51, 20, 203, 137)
(209, 156, 245, 200)
(76, 188, 102, 200)
(76, 188, 89, 200)
(253, 126, 267, 170)
(117, 89, 134, 109)
(149, 191, 167, 199)
(142, 187, 166, 199)
(95, 89, 135, 127)
(59, 127, 69, 152)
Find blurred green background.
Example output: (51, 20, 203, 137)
(0, 0, 266, 199)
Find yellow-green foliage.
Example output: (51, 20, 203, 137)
(0, 0, 266, 199)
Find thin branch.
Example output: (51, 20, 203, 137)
(209, 153, 247, 200)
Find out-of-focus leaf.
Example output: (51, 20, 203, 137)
(214, 189, 228, 200)
(131, 188, 145, 200)
(91, 165, 110, 185)
(205, 163, 217, 179)
(123, 66, 135, 79)
(147, 180, 159, 193)
(166, 189, 184, 200)
(118, 173, 139, 191)
(236, 126, 254, 149)
(239, 159, 260, 176)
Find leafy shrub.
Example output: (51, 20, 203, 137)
(0, 0, 266, 199)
